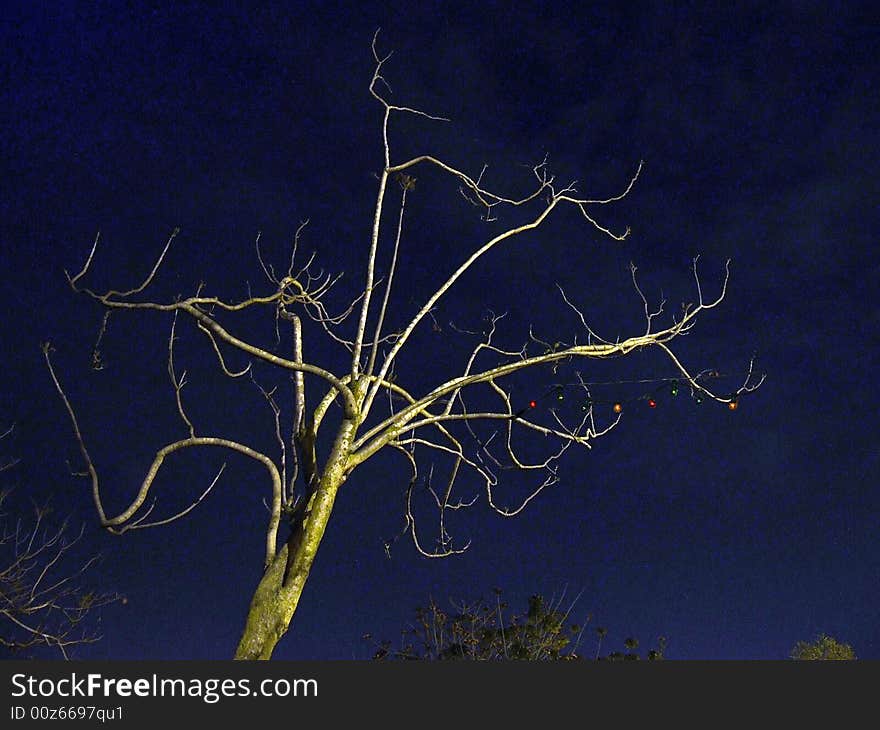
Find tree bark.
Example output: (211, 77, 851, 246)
(234, 418, 357, 660)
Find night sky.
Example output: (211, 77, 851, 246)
(1, 2, 877, 660)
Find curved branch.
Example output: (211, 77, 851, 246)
(43, 345, 283, 566)
(196, 322, 252, 378)
(392, 444, 470, 559)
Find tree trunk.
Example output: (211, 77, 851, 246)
(234, 419, 357, 660)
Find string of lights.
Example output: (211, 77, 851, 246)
(515, 370, 741, 418)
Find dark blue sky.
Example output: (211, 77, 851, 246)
(1, 1, 877, 660)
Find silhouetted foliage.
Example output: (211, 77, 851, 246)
(367, 590, 666, 661)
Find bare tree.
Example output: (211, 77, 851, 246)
(43, 33, 763, 659)
(1, 424, 118, 658)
